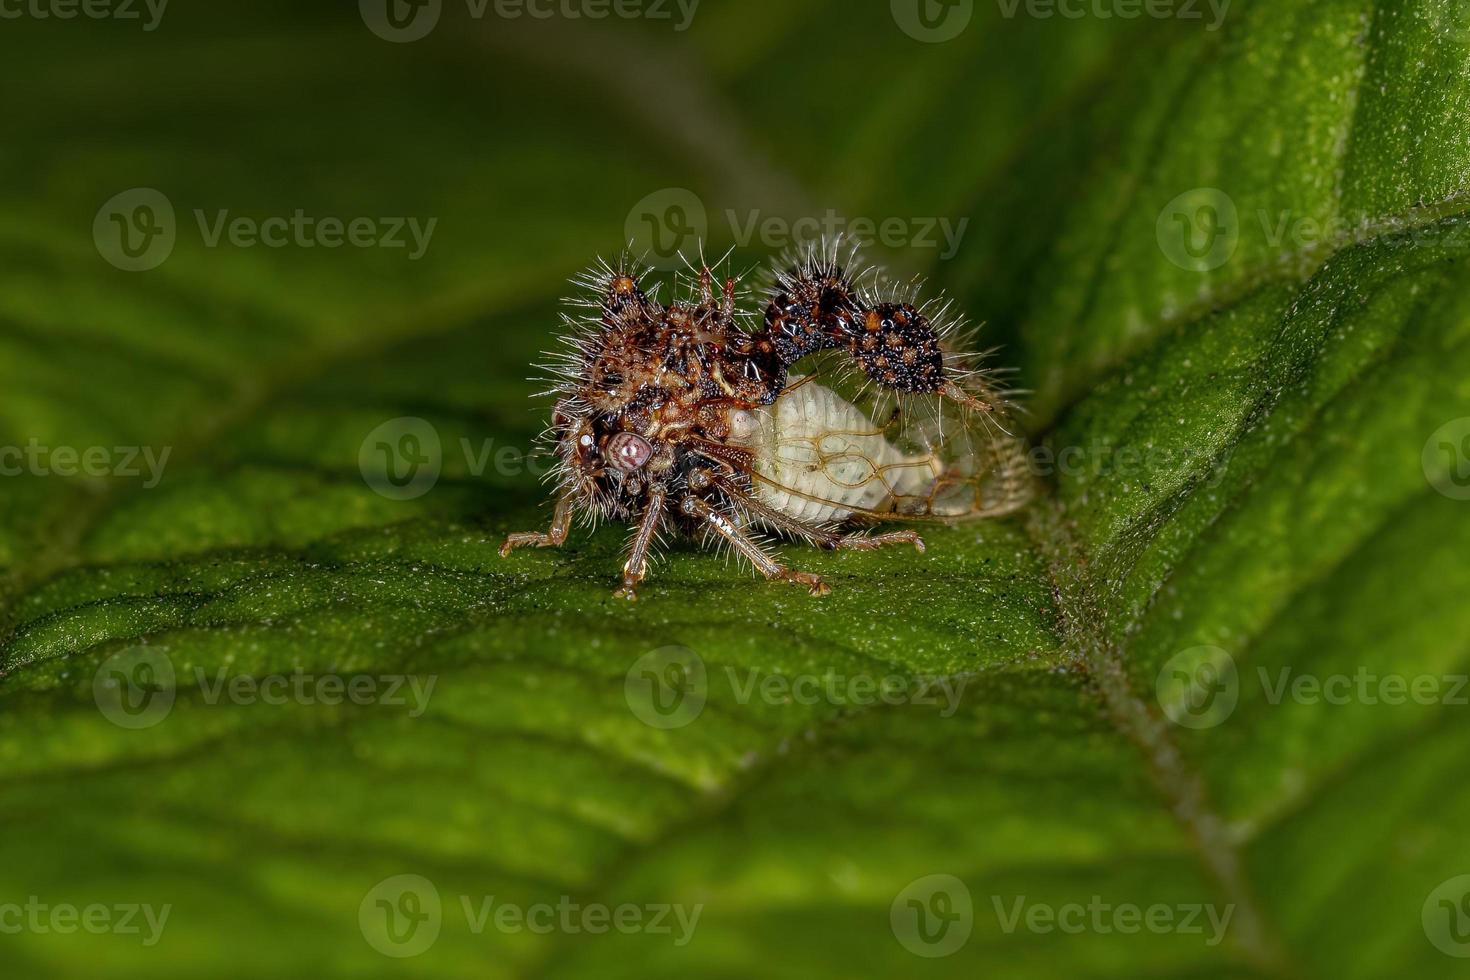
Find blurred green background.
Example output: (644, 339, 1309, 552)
(2, 0, 1470, 977)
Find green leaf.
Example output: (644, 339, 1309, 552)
(1, 1, 1467, 977)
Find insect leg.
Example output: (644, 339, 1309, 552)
(680, 494, 830, 596)
(499, 492, 575, 557)
(827, 529, 926, 552)
(613, 486, 668, 601)
(709, 474, 925, 553)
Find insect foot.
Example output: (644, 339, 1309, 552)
(499, 532, 556, 557)
(779, 570, 831, 597)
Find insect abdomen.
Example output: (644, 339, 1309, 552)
(733, 378, 936, 524)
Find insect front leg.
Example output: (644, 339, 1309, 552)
(679, 494, 830, 597)
(613, 486, 668, 601)
(499, 491, 575, 557)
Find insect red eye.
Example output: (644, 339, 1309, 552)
(607, 432, 653, 471)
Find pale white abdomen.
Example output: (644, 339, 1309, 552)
(729, 378, 940, 525)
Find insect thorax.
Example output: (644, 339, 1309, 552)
(561, 305, 787, 512)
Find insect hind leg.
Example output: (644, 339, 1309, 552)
(826, 529, 925, 553)
(680, 494, 830, 596)
(710, 473, 924, 554)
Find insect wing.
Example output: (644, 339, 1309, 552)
(747, 352, 1033, 523)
